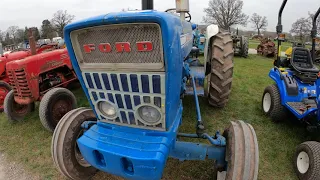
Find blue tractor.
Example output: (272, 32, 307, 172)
(193, 26, 206, 54)
(261, 0, 320, 179)
(51, 0, 259, 179)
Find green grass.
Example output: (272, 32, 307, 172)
(0, 55, 308, 179)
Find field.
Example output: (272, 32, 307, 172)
(0, 55, 307, 180)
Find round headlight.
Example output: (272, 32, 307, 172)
(98, 101, 117, 119)
(137, 105, 161, 124)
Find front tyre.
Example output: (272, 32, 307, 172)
(262, 85, 288, 122)
(222, 120, 259, 180)
(208, 30, 234, 107)
(52, 107, 98, 180)
(0, 81, 12, 112)
(4, 90, 35, 122)
(294, 141, 320, 180)
(39, 88, 77, 132)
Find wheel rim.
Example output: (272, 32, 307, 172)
(52, 99, 73, 126)
(297, 151, 310, 174)
(74, 129, 91, 167)
(0, 86, 9, 109)
(263, 92, 272, 113)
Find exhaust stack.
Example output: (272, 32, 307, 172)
(142, 0, 153, 10)
(28, 28, 37, 55)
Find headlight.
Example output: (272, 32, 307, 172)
(137, 105, 161, 124)
(98, 101, 117, 119)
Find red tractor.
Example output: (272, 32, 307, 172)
(0, 45, 58, 111)
(4, 47, 78, 132)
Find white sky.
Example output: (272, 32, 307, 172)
(0, 0, 319, 33)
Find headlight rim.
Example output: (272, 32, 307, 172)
(96, 101, 118, 120)
(135, 104, 163, 126)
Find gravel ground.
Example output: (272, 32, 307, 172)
(0, 153, 40, 180)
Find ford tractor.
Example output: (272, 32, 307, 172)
(261, 0, 320, 179)
(0, 30, 62, 111)
(193, 26, 206, 54)
(4, 36, 78, 133)
(52, 0, 259, 180)
(232, 29, 249, 58)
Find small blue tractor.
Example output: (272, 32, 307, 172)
(262, 0, 320, 179)
(51, 0, 259, 179)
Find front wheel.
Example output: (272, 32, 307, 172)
(39, 88, 77, 132)
(222, 120, 259, 180)
(262, 85, 288, 122)
(52, 107, 98, 180)
(294, 141, 320, 180)
(4, 90, 35, 122)
(0, 81, 12, 112)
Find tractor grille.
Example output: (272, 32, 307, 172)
(71, 23, 164, 70)
(7, 69, 32, 98)
(83, 71, 166, 131)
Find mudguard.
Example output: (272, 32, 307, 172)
(268, 68, 287, 105)
(203, 25, 219, 72)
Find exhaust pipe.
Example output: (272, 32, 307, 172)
(142, 0, 153, 10)
(28, 28, 37, 55)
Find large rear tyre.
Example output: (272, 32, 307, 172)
(222, 120, 259, 180)
(39, 88, 77, 132)
(241, 36, 249, 58)
(294, 141, 320, 180)
(0, 81, 12, 112)
(52, 107, 98, 180)
(262, 85, 288, 122)
(208, 30, 234, 107)
(4, 90, 35, 122)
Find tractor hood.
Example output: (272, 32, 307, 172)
(0, 50, 31, 76)
(6, 49, 72, 74)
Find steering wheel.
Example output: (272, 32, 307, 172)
(165, 8, 192, 22)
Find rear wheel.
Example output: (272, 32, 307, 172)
(222, 120, 259, 180)
(52, 107, 98, 180)
(241, 36, 249, 58)
(4, 90, 35, 122)
(262, 85, 288, 122)
(208, 30, 234, 107)
(0, 81, 12, 112)
(294, 141, 320, 180)
(39, 88, 77, 132)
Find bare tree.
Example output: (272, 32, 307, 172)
(0, 30, 5, 42)
(7, 26, 19, 44)
(51, 10, 75, 38)
(203, 0, 249, 30)
(250, 13, 268, 36)
(290, 18, 312, 42)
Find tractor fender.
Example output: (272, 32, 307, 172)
(203, 24, 219, 72)
(268, 68, 287, 105)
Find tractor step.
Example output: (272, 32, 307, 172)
(185, 66, 205, 96)
(287, 99, 317, 114)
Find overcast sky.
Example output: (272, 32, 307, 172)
(0, 0, 319, 33)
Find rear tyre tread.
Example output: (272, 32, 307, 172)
(208, 30, 234, 108)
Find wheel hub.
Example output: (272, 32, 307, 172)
(52, 99, 72, 124)
(263, 93, 271, 112)
(297, 151, 310, 174)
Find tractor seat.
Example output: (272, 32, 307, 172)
(290, 47, 319, 83)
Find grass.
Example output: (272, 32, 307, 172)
(0, 55, 308, 180)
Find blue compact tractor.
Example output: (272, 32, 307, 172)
(51, 0, 259, 179)
(262, 0, 320, 179)
(193, 27, 206, 54)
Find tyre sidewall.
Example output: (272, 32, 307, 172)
(262, 86, 276, 115)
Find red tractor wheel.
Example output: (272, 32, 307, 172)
(39, 88, 77, 132)
(52, 108, 98, 180)
(4, 90, 35, 122)
(0, 81, 12, 112)
(222, 120, 259, 180)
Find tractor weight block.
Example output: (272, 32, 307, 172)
(223, 120, 259, 180)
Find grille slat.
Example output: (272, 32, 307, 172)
(8, 69, 32, 98)
(84, 72, 165, 131)
(75, 24, 163, 64)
